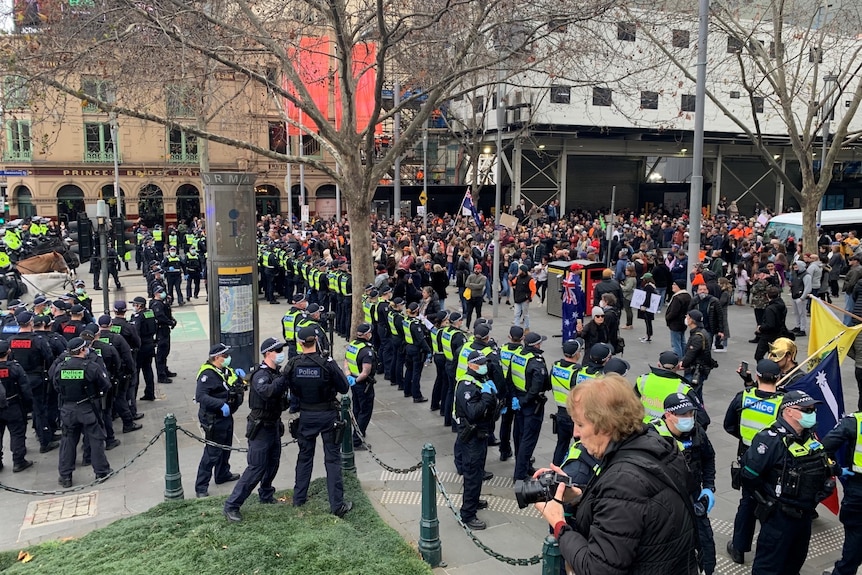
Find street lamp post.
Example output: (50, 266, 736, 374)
(686, 0, 709, 287)
(817, 73, 839, 228)
(109, 113, 122, 218)
(96, 200, 110, 314)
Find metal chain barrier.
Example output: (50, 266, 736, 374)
(348, 409, 422, 474)
(429, 463, 542, 566)
(176, 424, 297, 452)
(0, 428, 166, 496)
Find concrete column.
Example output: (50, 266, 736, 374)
(559, 141, 569, 217)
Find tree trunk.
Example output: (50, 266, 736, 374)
(801, 187, 819, 253)
(344, 191, 373, 333)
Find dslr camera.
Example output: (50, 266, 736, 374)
(514, 471, 582, 509)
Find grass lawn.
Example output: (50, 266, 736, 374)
(0, 474, 433, 575)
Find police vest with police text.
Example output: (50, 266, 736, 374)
(551, 361, 578, 409)
(636, 372, 695, 423)
(509, 348, 537, 393)
(345, 340, 372, 376)
(740, 390, 782, 446)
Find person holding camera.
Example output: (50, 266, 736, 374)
(453, 350, 497, 530)
(651, 393, 717, 575)
(224, 338, 287, 522)
(194, 343, 244, 498)
(285, 325, 352, 517)
(724, 358, 785, 565)
(535, 374, 698, 574)
(740, 390, 836, 575)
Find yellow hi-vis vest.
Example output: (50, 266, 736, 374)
(739, 389, 782, 447)
(551, 361, 578, 409)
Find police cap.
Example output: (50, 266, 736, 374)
(658, 350, 680, 368)
(297, 325, 317, 342)
(474, 323, 491, 338)
(209, 343, 231, 357)
(132, 296, 147, 306)
(260, 337, 285, 355)
(664, 392, 696, 414)
(306, 303, 321, 315)
(755, 359, 781, 380)
(589, 343, 613, 362)
(97, 315, 112, 327)
(525, 332, 547, 346)
(15, 311, 33, 325)
(563, 338, 584, 356)
(467, 350, 488, 366)
(70, 304, 85, 315)
(604, 357, 630, 376)
(0, 340, 9, 355)
(357, 323, 373, 335)
(67, 337, 87, 353)
(113, 300, 128, 312)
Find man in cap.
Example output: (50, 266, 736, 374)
(386, 297, 406, 391)
(725, 358, 786, 564)
(429, 311, 449, 412)
(790, 260, 811, 336)
(147, 267, 167, 299)
(509, 331, 549, 482)
(550, 338, 583, 466)
(60, 305, 88, 341)
(258, 242, 278, 305)
(453, 350, 497, 530)
(294, 303, 329, 356)
(740, 390, 835, 574)
(183, 246, 204, 301)
(9, 310, 58, 453)
(131, 296, 158, 401)
(442, 311, 468, 430)
(344, 323, 376, 450)
(194, 343, 243, 497)
(374, 286, 394, 380)
(97, 315, 140, 434)
(666, 279, 691, 358)
(689, 283, 724, 351)
(150, 286, 177, 383)
(79, 324, 125, 453)
(496, 325, 524, 461)
(31, 295, 50, 319)
(635, 350, 709, 428)
(652, 393, 717, 575)
(282, 294, 308, 357)
(402, 302, 431, 403)
(681, 310, 714, 402)
(223, 338, 288, 521)
(52, 337, 113, 488)
(0, 339, 34, 472)
(284, 325, 352, 517)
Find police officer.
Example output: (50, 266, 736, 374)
(0, 340, 33, 472)
(294, 303, 329, 356)
(132, 296, 158, 401)
(740, 390, 836, 575)
(654, 393, 717, 575)
(147, 267, 167, 299)
(498, 325, 524, 462)
(10, 311, 58, 453)
(194, 343, 243, 497)
(402, 302, 431, 402)
(260, 242, 279, 305)
(635, 350, 710, 428)
(80, 324, 125, 453)
(60, 305, 88, 341)
(336, 259, 352, 337)
(184, 246, 203, 300)
(510, 331, 549, 482)
(52, 337, 112, 488)
(453, 350, 497, 530)
(150, 286, 177, 383)
(223, 338, 288, 522)
(344, 323, 376, 450)
(375, 286, 394, 381)
(282, 294, 307, 358)
(112, 301, 143, 421)
(550, 338, 583, 466)
(284, 325, 352, 517)
(97, 315, 140, 434)
(163, 245, 186, 305)
(429, 311, 449, 413)
(106, 246, 121, 289)
(387, 297, 406, 391)
(823, 410, 862, 575)
(725, 358, 786, 564)
(442, 312, 467, 430)
(681, 309, 714, 402)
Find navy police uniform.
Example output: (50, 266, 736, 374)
(345, 327, 376, 448)
(0, 341, 33, 471)
(823, 412, 862, 575)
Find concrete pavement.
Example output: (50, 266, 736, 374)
(0, 268, 853, 575)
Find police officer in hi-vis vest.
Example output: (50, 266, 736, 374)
(344, 323, 376, 450)
(497, 325, 524, 462)
(509, 331, 549, 482)
(634, 350, 710, 429)
(822, 410, 862, 575)
(550, 338, 583, 466)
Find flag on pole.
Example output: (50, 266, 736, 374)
(787, 348, 844, 515)
(461, 188, 481, 227)
(808, 297, 862, 365)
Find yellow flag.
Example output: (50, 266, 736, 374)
(808, 297, 862, 364)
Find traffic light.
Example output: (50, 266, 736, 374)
(68, 213, 93, 260)
(112, 217, 135, 257)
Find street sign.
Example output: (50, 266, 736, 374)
(419, 191, 428, 205)
(0, 170, 28, 177)
(301, 204, 309, 223)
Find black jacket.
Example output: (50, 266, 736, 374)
(560, 428, 698, 575)
(665, 291, 692, 332)
(688, 294, 724, 334)
(592, 278, 624, 309)
(759, 297, 787, 338)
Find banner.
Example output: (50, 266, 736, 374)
(787, 348, 844, 514)
(461, 189, 481, 227)
(808, 297, 862, 365)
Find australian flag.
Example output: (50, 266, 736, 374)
(787, 348, 844, 514)
(461, 189, 481, 227)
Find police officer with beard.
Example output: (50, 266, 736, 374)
(454, 350, 497, 530)
(223, 338, 288, 522)
(52, 337, 112, 488)
(344, 323, 376, 450)
(285, 325, 351, 517)
(0, 340, 33, 472)
(194, 343, 243, 497)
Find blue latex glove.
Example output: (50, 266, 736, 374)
(426, 353, 433, 363)
(169, 267, 176, 272)
(842, 467, 856, 477)
(481, 381, 496, 394)
(511, 397, 521, 411)
(220, 403, 231, 417)
(184, 274, 189, 280)
(500, 407, 508, 415)
(698, 488, 715, 513)
(347, 375, 356, 387)
(235, 368, 246, 379)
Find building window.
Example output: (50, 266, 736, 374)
(472, 95, 485, 114)
(617, 22, 636, 42)
(168, 128, 198, 163)
(753, 96, 764, 114)
(671, 30, 690, 48)
(268, 122, 287, 154)
(550, 86, 571, 104)
(81, 77, 115, 113)
(592, 87, 612, 107)
(727, 36, 743, 53)
(302, 133, 320, 156)
(810, 47, 823, 63)
(641, 91, 659, 110)
(4, 120, 31, 161)
(166, 84, 196, 118)
(681, 94, 696, 112)
(84, 122, 117, 162)
(3, 76, 28, 109)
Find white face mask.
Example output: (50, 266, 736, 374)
(275, 352, 285, 364)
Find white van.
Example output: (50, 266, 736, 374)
(763, 209, 862, 243)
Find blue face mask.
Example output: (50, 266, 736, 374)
(222, 356, 232, 368)
(676, 416, 695, 433)
(275, 352, 285, 364)
(799, 410, 818, 429)
(475, 365, 488, 375)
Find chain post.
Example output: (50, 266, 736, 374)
(542, 535, 562, 575)
(419, 444, 443, 567)
(163, 413, 184, 500)
(341, 395, 356, 473)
